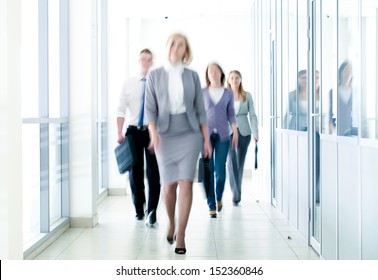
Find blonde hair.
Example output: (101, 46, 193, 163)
(166, 33, 193, 65)
(227, 70, 247, 102)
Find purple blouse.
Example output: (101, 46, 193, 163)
(202, 88, 236, 141)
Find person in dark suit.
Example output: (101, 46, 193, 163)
(226, 70, 259, 206)
(117, 49, 160, 227)
(145, 33, 211, 254)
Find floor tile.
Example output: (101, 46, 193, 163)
(34, 179, 318, 260)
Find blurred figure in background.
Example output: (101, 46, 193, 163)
(116, 49, 161, 226)
(330, 61, 358, 136)
(202, 63, 238, 218)
(226, 70, 259, 206)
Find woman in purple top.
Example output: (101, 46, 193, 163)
(203, 63, 238, 218)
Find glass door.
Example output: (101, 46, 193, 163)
(271, 38, 277, 206)
(309, 0, 321, 253)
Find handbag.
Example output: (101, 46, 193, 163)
(114, 135, 137, 174)
(198, 157, 211, 198)
(254, 143, 258, 170)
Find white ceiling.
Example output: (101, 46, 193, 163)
(120, 0, 253, 18)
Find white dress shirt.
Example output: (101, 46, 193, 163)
(117, 75, 146, 126)
(164, 62, 186, 114)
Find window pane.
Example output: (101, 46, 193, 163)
(97, 0, 103, 118)
(288, 0, 299, 131)
(21, 0, 39, 118)
(49, 123, 62, 226)
(277, 0, 282, 128)
(22, 124, 40, 243)
(337, 0, 360, 137)
(97, 122, 108, 194)
(361, 0, 378, 139)
(282, 0, 289, 129)
(298, 0, 309, 132)
(48, 0, 61, 118)
(321, 0, 338, 135)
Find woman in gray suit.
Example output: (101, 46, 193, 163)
(145, 33, 211, 255)
(226, 70, 259, 206)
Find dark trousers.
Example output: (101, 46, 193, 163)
(227, 130, 251, 203)
(125, 127, 160, 217)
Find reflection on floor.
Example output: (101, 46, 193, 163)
(34, 179, 319, 260)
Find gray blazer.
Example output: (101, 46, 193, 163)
(236, 92, 259, 137)
(145, 66, 207, 134)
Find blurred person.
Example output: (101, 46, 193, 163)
(285, 69, 321, 203)
(116, 49, 161, 226)
(202, 63, 238, 218)
(226, 70, 259, 206)
(145, 33, 211, 254)
(330, 61, 358, 136)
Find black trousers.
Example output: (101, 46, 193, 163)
(125, 127, 160, 217)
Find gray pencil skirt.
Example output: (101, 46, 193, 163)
(155, 113, 201, 186)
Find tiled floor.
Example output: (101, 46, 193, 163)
(34, 180, 319, 260)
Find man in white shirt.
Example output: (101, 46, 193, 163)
(117, 49, 160, 226)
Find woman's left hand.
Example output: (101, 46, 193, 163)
(232, 131, 238, 150)
(203, 139, 212, 159)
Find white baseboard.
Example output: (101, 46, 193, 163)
(70, 214, 98, 228)
(108, 188, 127, 196)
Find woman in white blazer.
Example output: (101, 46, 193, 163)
(226, 70, 259, 206)
(145, 33, 211, 254)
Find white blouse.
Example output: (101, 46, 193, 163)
(164, 62, 186, 114)
(209, 87, 224, 105)
(234, 100, 240, 114)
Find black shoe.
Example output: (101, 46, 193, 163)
(167, 235, 176, 245)
(209, 210, 217, 218)
(167, 236, 174, 244)
(146, 210, 157, 227)
(233, 202, 239, 207)
(135, 214, 144, 221)
(175, 247, 186, 254)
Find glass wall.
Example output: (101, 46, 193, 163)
(282, 0, 289, 129)
(21, 0, 69, 248)
(96, 0, 108, 195)
(22, 124, 40, 242)
(361, 0, 378, 139)
(48, 0, 60, 118)
(276, 0, 283, 129)
(261, 0, 378, 259)
(337, 0, 360, 137)
(321, 0, 338, 135)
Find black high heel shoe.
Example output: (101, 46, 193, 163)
(167, 234, 176, 245)
(175, 247, 186, 254)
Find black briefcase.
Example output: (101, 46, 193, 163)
(198, 157, 211, 198)
(114, 135, 137, 174)
(254, 143, 258, 170)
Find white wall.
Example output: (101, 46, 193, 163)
(68, 0, 98, 226)
(140, 15, 253, 91)
(0, 0, 23, 259)
(107, 0, 130, 191)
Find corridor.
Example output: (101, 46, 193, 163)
(33, 179, 319, 260)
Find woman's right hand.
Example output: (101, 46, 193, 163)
(148, 133, 161, 153)
(117, 133, 125, 144)
(203, 138, 212, 159)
